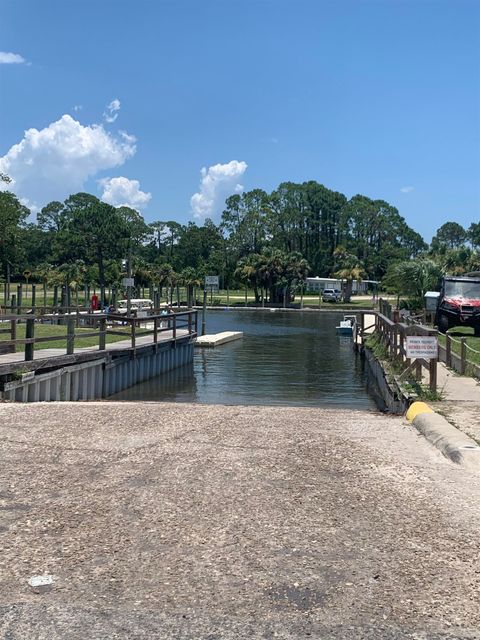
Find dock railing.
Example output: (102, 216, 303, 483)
(357, 306, 438, 393)
(0, 310, 198, 362)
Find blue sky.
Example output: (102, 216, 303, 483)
(0, 0, 479, 242)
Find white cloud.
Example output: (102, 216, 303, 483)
(73, 105, 83, 112)
(190, 160, 248, 220)
(400, 186, 415, 193)
(100, 176, 151, 210)
(104, 98, 121, 123)
(0, 51, 26, 64)
(0, 114, 136, 210)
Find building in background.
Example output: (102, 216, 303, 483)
(306, 277, 378, 295)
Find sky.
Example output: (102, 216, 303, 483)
(0, 0, 479, 242)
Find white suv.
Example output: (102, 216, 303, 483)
(322, 288, 341, 303)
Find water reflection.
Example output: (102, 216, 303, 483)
(110, 310, 376, 410)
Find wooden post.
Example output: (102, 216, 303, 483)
(25, 318, 35, 361)
(415, 360, 422, 381)
(153, 317, 158, 343)
(131, 319, 136, 349)
(66, 317, 75, 355)
(17, 284, 22, 314)
(195, 310, 198, 335)
(10, 318, 17, 342)
(446, 334, 452, 368)
(460, 337, 466, 375)
(31, 284, 36, 313)
(429, 358, 437, 393)
(202, 289, 207, 336)
(188, 311, 192, 336)
(11, 294, 16, 315)
(99, 317, 106, 350)
(173, 313, 177, 340)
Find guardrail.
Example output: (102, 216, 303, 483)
(0, 310, 198, 362)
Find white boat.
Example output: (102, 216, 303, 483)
(336, 315, 356, 336)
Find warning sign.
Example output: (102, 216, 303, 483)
(405, 336, 438, 360)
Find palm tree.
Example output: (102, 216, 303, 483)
(234, 257, 257, 306)
(333, 247, 365, 303)
(34, 263, 55, 309)
(388, 259, 443, 302)
(58, 260, 86, 309)
(181, 267, 201, 308)
(153, 263, 174, 302)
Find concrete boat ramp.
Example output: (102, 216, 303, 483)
(195, 331, 243, 348)
(1, 402, 480, 638)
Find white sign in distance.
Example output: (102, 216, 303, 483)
(204, 276, 219, 287)
(122, 277, 135, 287)
(406, 336, 438, 360)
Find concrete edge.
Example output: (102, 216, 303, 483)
(407, 401, 480, 471)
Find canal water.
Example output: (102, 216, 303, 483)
(110, 310, 377, 410)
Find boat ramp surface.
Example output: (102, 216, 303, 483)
(195, 331, 243, 348)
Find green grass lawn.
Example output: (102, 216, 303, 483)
(438, 327, 480, 366)
(0, 323, 133, 352)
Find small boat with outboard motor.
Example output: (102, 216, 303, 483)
(336, 314, 357, 336)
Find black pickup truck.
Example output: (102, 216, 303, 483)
(435, 272, 480, 336)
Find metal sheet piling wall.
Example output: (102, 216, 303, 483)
(1, 340, 194, 402)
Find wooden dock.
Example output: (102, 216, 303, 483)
(0, 311, 198, 401)
(195, 331, 243, 348)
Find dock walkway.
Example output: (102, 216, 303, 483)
(0, 328, 189, 368)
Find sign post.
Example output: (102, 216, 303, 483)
(205, 275, 219, 306)
(23, 270, 31, 300)
(405, 335, 438, 392)
(201, 276, 219, 335)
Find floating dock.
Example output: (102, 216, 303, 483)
(195, 331, 243, 348)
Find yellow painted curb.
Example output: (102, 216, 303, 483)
(406, 401, 434, 422)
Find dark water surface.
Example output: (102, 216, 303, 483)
(110, 310, 376, 409)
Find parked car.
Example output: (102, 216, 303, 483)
(322, 288, 342, 303)
(435, 273, 480, 336)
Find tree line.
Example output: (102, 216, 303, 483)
(1, 173, 479, 307)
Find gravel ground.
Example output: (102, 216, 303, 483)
(0, 402, 479, 639)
